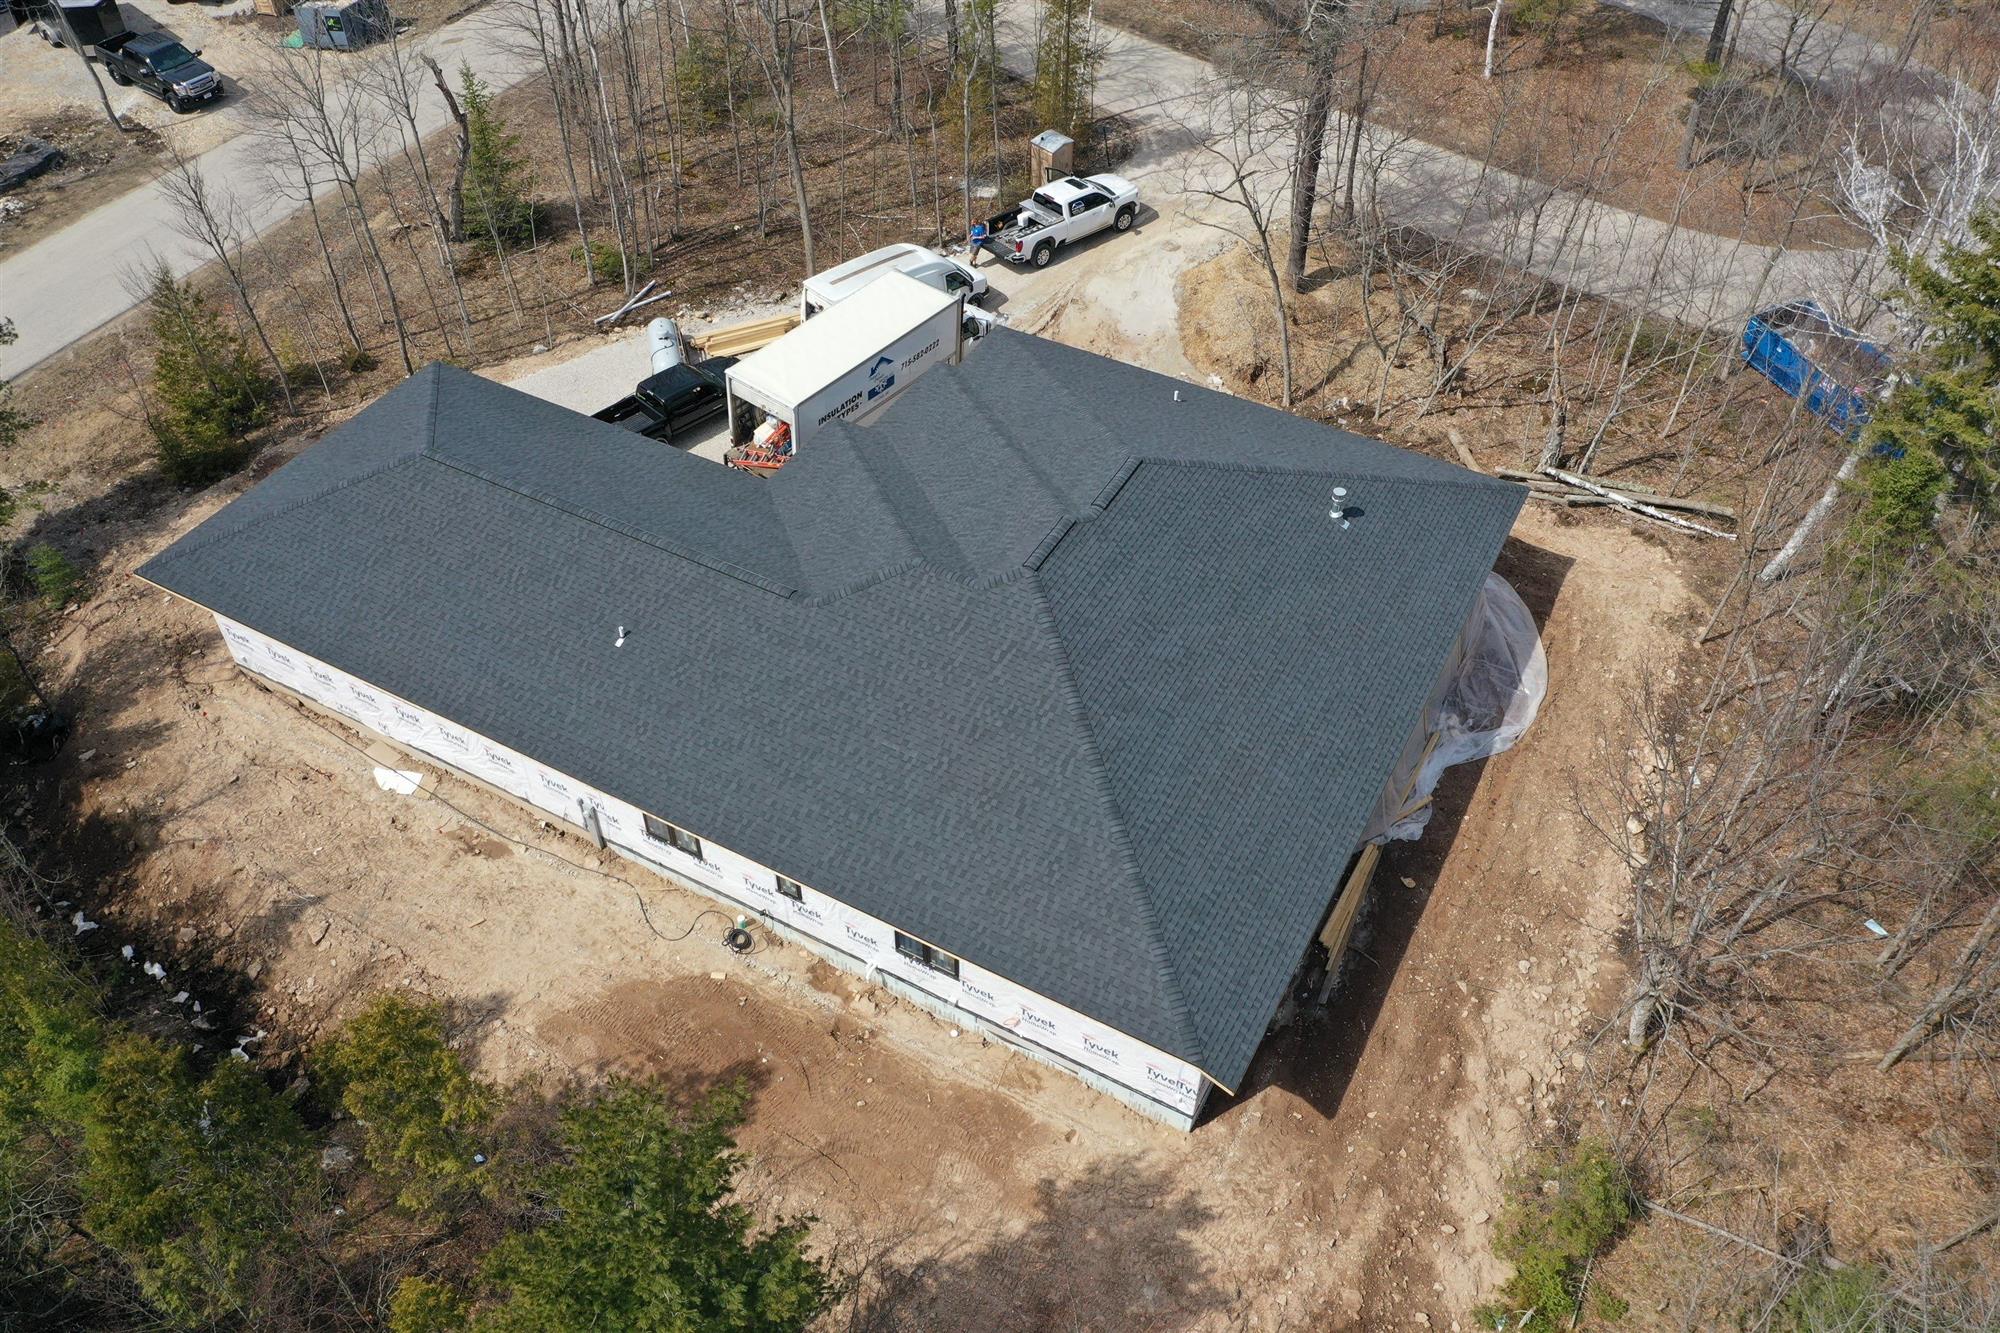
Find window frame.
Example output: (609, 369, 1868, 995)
(892, 931, 960, 979)
(641, 813, 702, 860)
(775, 875, 804, 902)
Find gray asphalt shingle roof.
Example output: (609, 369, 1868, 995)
(140, 329, 1523, 1092)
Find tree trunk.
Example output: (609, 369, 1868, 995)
(1285, 34, 1339, 292)
(69, 37, 125, 131)
(817, 0, 842, 94)
(1757, 452, 1858, 582)
(1341, 49, 1368, 221)
(1704, 0, 1735, 66)
(426, 57, 470, 242)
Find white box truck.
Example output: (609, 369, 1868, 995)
(800, 242, 986, 319)
(724, 272, 964, 470)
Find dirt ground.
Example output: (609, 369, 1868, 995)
(48, 483, 1692, 1329)
(0, 111, 166, 254)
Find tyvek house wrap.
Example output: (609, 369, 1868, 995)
(212, 614, 1211, 1117)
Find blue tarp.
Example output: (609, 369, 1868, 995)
(1741, 300, 1892, 439)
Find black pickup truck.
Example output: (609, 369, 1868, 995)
(591, 356, 736, 444)
(95, 32, 223, 113)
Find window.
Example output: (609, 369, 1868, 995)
(944, 272, 968, 292)
(775, 875, 804, 901)
(641, 814, 701, 859)
(893, 931, 959, 979)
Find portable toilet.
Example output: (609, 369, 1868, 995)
(1030, 129, 1074, 184)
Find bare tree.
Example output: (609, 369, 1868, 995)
(367, 40, 476, 351)
(254, 48, 416, 374)
(158, 150, 296, 414)
(1178, 75, 1299, 407)
(744, 0, 817, 275)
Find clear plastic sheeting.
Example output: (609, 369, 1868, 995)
(1373, 573, 1547, 843)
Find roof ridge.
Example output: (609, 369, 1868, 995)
(1024, 569, 1206, 1067)
(1134, 455, 1518, 492)
(837, 424, 975, 581)
(421, 453, 798, 598)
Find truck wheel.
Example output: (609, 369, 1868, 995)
(108, 67, 131, 85)
(168, 94, 188, 113)
(1031, 242, 1054, 269)
(1115, 204, 1136, 232)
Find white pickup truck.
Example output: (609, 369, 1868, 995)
(980, 173, 1140, 268)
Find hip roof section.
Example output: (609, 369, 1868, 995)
(140, 330, 1524, 1091)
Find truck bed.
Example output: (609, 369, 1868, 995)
(979, 203, 1049, 255)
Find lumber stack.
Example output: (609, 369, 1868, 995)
(690, 314, 801, 358)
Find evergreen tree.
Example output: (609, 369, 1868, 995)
(1854, 212, 2000, 557)
(0, 317, 33, 455)
(474, 1082, 837, 1332)
(460, 66, 536, 254)
(322, 993, 495, 1216)
(144, 264, 267, 486)
(0, 914, 105, 1314)
(81, 1037, 314, 1325)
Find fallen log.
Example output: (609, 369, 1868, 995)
(593, 280, 669, 327)
(1543, 468, 1737, 539)
(1497, 468, 1736, 521)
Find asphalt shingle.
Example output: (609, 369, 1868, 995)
(140, 330, 1523, 1092)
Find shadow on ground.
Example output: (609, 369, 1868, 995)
(840, 1156, 1235, 1332)
(1206, 533, 1573, 1126)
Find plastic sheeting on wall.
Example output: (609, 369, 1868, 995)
(1371, 573, 1546, 843)
(211, 615, 1210, 1117)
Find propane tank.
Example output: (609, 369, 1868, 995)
(647, 316, 685, 374)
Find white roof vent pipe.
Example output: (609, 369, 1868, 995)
(1329, 487, 1352, 530)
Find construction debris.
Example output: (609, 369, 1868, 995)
(689, 312, 801, 358)
(594, 280, 675, 327)
(1543, 468, 1736, 539)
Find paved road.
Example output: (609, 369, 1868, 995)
(0, 10, 542, 378)
(983, 1, 1864, 333)
(1603, 0, 1907, 90)
(2, 0, 1890, 379)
